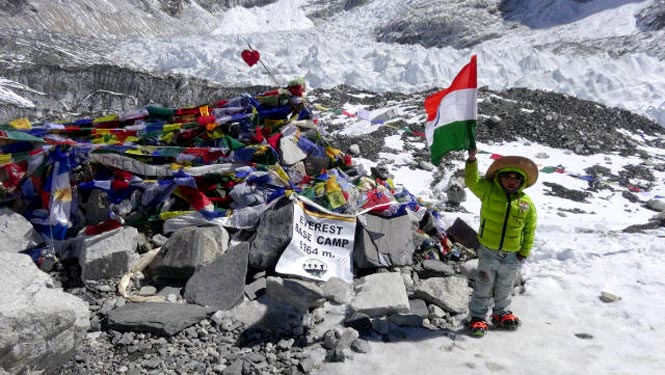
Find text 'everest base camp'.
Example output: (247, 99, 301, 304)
(0, 73, 492, 375)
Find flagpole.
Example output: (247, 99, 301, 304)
(468, 124, 476, 150)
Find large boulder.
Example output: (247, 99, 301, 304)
(78, 226, 140, 282)
(0, 252, 89, 375)
(354, 213, 418, 269)
(248, 196, 293, 271)
(149, 225, 230, 283)
(184, 242, 249, 310)
(413, 276, 471, 314)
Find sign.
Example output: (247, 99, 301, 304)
(275, 199, 356, 282)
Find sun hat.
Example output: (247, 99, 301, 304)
(485, 156, 538, 188)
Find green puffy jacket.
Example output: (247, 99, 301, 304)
(464, 159, 537, 257)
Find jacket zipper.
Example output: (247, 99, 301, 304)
(479, 219, 485, 237)
(498, 193, 512, 250)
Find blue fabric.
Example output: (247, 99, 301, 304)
(1, 141, 33, 154)
(297, 136, 326, 157)
(74, 118, 93, 126)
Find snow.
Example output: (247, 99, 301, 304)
(0, 78, 37, 108)
(320, 139, 665, 375)
(3, 0, 665, 125)
(96, 0, 665, 127)
(2, 1, 665, 373)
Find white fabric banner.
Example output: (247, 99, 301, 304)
(275, 200, 356, 282)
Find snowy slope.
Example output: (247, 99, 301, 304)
(1, 0, 664, 126)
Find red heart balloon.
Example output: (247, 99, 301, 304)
(241, 49, 260, 67)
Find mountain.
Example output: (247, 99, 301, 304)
(1, 0, 664, 126)
(2, 2, 665, 375)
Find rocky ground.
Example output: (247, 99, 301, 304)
(55, 278, 322, 375)
(39, 82, 665, 375)
(2, 61, 663, 373)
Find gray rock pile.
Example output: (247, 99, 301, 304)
(1, 195, 483, 375)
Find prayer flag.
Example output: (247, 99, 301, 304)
(45, 146, 73, 240)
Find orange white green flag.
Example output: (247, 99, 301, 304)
(424, 55, 477, 165)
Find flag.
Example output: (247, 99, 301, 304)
(424, 55, 477, 165)
(45, 146, 73, 240)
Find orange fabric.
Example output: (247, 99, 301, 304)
(492, 313, 519, 325)
(469, 320, 488, 330)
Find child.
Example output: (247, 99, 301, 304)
(464, 149, 538, 337)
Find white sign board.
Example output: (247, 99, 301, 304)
(275, 200, 356, 282)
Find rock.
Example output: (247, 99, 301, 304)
(408, 299, 430, 318)
(217, 297, 304, 335)
(388, 312, 424, 327)
(599, 291, 622, 303)
(0, 252, 89, 375)
(244, 276, 267, 301)
(320, 277, 353, 304)
(354, 213, 418, 268)
(266, 276, 326, 313)
(446, 217, 480, 250)
(0, 208, 43, 253)
(280, 134, 308, 165)
(79, 226, 140, 282)
(150, 225, 230, 282)
(336, 327, 360, 350)
(446, 184, 466, 205)
(138, 286, 157, 296)
(349, 272, 410, 317)
(184, 243, 248, 310)
(107, 302, 211, 337)
(249, 196, 293, 271)
(646, 199, 665, 212)
(150, 233, 169, 247)
(222, 359, 243, 375)
(350, 338, 371, 353)
(428, 304, 447, 320)
(413, 276, 471, 314)
(81, 189, 110, 226)
(321, 330, 338, 350)
(343, 312, 373, 335)
(419, 259, 456, 278)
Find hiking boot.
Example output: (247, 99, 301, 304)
(468, 318, 489, 337)
(491, 311, 520, 330)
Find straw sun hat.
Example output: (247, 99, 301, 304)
(485, 156, 539, 188)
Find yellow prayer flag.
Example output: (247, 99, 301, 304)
(8, 118, 31, 130)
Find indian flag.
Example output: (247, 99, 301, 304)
(424, 55, 477, 165)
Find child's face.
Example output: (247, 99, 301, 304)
(499, 172, 524, 192)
